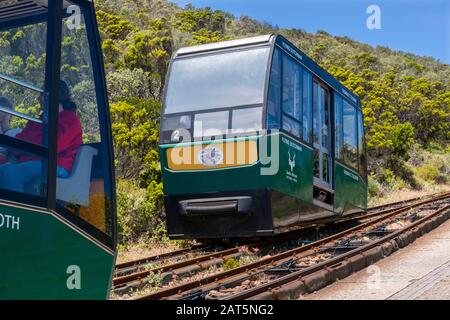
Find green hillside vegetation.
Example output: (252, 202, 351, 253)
(1, 0, 448, 244)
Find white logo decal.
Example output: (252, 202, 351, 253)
(66, 265, 81, 290)
(286, 149, 298, 183)
(198, 146, 223, 166)
(288, 150, 296, 172)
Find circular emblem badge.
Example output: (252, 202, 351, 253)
(198, 146, 223, 166)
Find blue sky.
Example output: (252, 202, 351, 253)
(172, 0, 450, 64)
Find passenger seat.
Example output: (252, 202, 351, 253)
(56, 145, 98, 207)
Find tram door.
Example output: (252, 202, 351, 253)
(313, 81, 332, 190)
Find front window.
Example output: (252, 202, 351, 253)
(165, 47, 270, 114)
(193, 111, 229, 138)
(231, 107, 262, 133)
(55, 1, 115, 237)
(162, 46, 269, 142)
(0, 16, 48, 201)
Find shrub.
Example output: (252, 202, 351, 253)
(415, 164, 439, 183)
(378, 168, 395, 185)
(391, 122, 415, 159)
(368, 175, 382, 198)
(222, 258, 240, 271)
(116, 179, 166, 244)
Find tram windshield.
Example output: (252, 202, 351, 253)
(162, 46, 270, 142)
(165, 47, 270, 113)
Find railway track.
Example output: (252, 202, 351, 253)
(112, 223, 359, 293)
(114, 244, 213, 278)
(114, 193, 439, 276)
(112, 192, 450, 300)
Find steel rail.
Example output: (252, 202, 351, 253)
(225, 203, 450, 300)
(114, 224, 344, 288)
(115, 244, 207, 271)
(136, 192, 450, 300)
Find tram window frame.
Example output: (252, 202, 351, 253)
(0, 6, 55, 207)
(334, 94, 344, 160)
(280, 52, 303, 140)
(0, 1, 117, 248)
(282, 54, 302, 122)
(302, 70, 313, 143)
(52, 0, 117, 245)
(342, 99, 358, 171)
(266, 47, 282, 130)
(357, 109, 367, 181)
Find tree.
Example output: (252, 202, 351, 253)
(124, 18, 173, 100)
(110, 98, 160, 185)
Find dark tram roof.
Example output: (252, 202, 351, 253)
(0, 0, 87, 24)
(174, 34, 360, 106)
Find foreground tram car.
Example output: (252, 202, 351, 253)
(160, 34, 367, 239)
(0, 1, 116, 298)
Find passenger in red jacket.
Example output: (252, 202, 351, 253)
(0, 80, 82, 194)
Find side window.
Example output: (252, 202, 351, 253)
(0, 21, 48, 200)
(342, 100, 358, 169)
(302, 70, 312, 143)
(267, 48, 281, 130)
(313, 81, 320, 145)
(55, 2, 114, 237)
(358, 110, 367, 180)
(281, 54, 301, 138)
(232, 107, 262, 133)
(334, 94, 343, 159)
(194, 111, 229, 137)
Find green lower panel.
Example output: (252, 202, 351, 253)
(160, 133, 368, 237)
(0, 202, 115, 299)
(161, 133, 315, 228)
(267, 134, 313, 203)
(334, 162, 368, 214)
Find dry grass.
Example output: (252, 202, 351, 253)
(368, 183, 450, 207)
(116, 237, 194, 264)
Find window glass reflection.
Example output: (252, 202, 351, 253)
(343, 100, 358, 169)
(55, 4, 114, 236)
(232, 107, 262, 133)
(194, 111, 229, 137)
(166, 47, 270, 114)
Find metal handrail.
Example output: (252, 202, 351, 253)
(0, 72, 44, 93)
(0, 105, 43, 124)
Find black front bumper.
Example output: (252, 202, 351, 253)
(164, 190, 274, 239)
